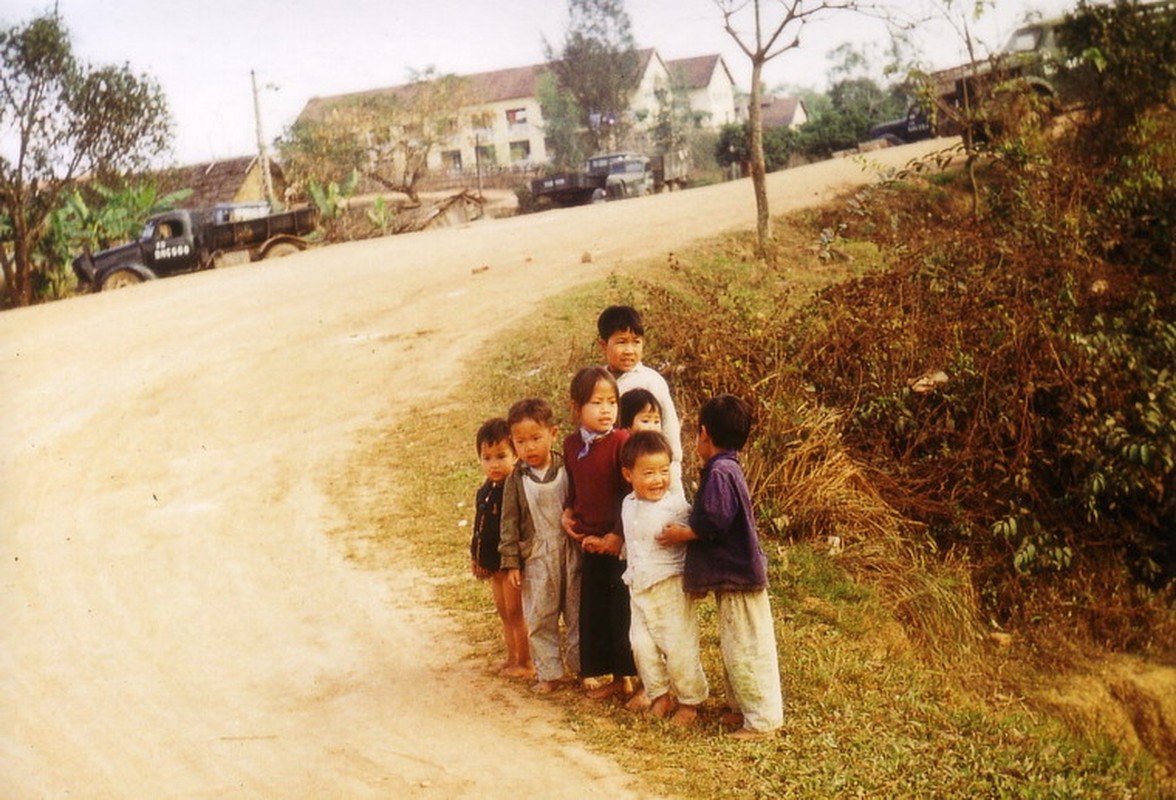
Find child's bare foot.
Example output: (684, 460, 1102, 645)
(669, 704, 698, 727)
(585, 680, 624, 701)
(499, 664, 535, 679)
(624, 687, 651, 712)
(719, 709, 744, 730)
(530, 679, 557, 694)
(649, 693, 676, 718)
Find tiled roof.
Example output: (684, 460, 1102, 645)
(297, 50, 726, 124)
(158, 156, 283, 209)
(760, 95, 804, 128)
(666, 54, 722, 90)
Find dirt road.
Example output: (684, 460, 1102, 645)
(1, 142, 945, 797)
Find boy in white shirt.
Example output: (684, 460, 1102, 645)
(598, 305, 684, 492)
(619, 430, 709, 725)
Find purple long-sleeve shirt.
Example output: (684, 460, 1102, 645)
(683, 451, 768, 594)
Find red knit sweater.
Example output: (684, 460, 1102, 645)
(563, 428, 631, 538)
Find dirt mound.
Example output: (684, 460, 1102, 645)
(1036, 655, 1176, 783)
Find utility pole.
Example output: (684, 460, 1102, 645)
(252, 69, 278, 211)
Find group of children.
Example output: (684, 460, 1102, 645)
(469, 306, 783, 739)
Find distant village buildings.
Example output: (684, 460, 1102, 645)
(295, 49, 742, 173)
(169, 51, 811, 199)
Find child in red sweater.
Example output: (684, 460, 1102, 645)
(560, 366, 640, 703)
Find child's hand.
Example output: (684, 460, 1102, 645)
(657, 522, 698, 545)
(507, 568, 522, 589)
(561, 508, 585, 542)
(597, 532, 623, 557)
(580, 535, 601, 553)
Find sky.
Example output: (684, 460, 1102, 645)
(3, 0, 1077, 166)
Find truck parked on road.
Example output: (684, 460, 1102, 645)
(531, 149, 690, 207)
(73, 203, 318, 291)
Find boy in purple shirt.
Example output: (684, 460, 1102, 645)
(658, 394, 784, 739)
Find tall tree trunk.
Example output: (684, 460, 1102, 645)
(748, 59, 771, 259)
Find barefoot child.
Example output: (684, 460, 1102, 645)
(499, 399, 580, 693)
(470, 418, 532, 678)
(658, 395, 784, 740)
(620, 430, 709, 725)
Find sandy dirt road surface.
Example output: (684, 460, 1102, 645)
(1, 142, 945, 798)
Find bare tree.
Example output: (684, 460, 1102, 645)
(716, 0, 860, 258)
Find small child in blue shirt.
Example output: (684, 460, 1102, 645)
(658, 394, 784, 739)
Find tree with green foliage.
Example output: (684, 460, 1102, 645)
(716, 121, 798, 173)
(280, 68, 471, 204)
(535, 71, 587, 170)
(543, 0, 642, 158)
(0, 13, 171, 306)
(648, 69, 697, 155)
(716, 0, 862, 259)
(791, 76, 908, 158)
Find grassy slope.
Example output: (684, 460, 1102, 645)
(333, 204, 1169, 799)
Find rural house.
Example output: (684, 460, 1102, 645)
(758, 95, 809, 129)
(157, 156, 287, 210)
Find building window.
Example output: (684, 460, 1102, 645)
(442, 150, 463, 171)
(506, 108, 527, 126)
(476, 143, 498, 166)
(471, 111, 494, 135)
(509, 140, 531, 163)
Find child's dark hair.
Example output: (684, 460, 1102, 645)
(569, 366, 618, 407)
(699, 394, 753, 451)
(619, 388, 661, 429)
(475, 417, 512, 454)
(597, 305, 644, 340)
(620, 430, 673, 469)
(507, 397, 555, 428)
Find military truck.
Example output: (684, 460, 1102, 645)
(531, 149, 690, 207)
(73, 203, 317, 291)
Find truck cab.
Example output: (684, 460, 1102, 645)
(586, 152, 653, 199)
(142, 211, 202, 277)
(72, 210, 205, 290)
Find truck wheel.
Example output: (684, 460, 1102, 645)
(265, 242, 301, 259)
(101, 270, 143, 291)
(591, 188, 608, 204)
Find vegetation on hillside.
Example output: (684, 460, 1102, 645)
(649, 1, 1176, 656)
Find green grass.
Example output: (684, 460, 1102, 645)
(331, 215, 1168, 799)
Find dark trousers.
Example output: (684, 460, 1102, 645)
(579, 552, 636, 678)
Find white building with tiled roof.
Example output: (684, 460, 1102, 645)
(294, 49, 737, 174)
(665, 54, 740, 127)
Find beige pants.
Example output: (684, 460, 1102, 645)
(628, 575, 709, 705)
(717, 589, 784, 732)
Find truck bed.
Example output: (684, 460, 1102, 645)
(208, 206, 317, 250)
